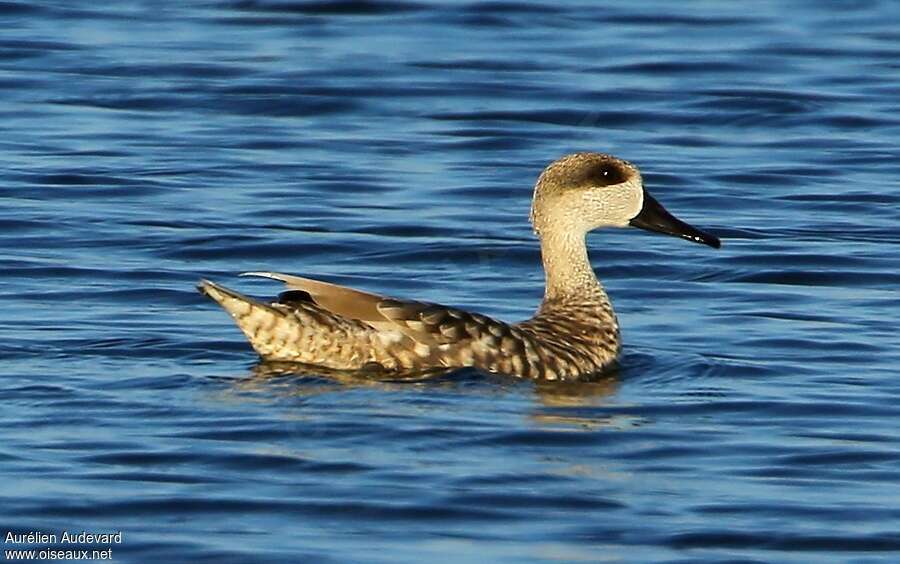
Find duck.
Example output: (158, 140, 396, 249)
(198, 152, 720, 381)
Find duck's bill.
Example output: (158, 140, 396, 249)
(629, 191, 721, 249)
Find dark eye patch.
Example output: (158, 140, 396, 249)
(590, 163, 628, 186)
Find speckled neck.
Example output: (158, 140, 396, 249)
(538, 229, 606, 303)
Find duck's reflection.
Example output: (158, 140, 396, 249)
(227, 361, 626, 429)
(529, 372, 628, 429)
(532, 376, 619, 407)
(226, 360, 458, 397)
(251, 360, 455, 384)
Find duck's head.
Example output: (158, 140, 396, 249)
(530, 152, 720, 248)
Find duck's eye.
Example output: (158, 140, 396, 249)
(593, 165, 625, 186)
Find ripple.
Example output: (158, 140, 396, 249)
(223, 0, 427, 16)
(667, 530, 900, 552)
(410, 59, 554, 72)
(606, 60, 751, 75)
(0, 1, 42, 15)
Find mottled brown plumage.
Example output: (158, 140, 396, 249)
(198, 152, 720, 381)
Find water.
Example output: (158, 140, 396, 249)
(2, 0, 900, 561)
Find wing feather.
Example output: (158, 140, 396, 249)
(242, 271, 387, 326)
(241, 272, 507, 347)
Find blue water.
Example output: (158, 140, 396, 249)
(2, 0, 900, 561)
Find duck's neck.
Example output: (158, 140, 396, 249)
(538, 229, 605, 303)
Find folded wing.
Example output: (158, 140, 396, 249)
(240, 271, 505, 347)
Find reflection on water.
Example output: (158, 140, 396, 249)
(533, 376, 620, 408)
(251, 359, 455, 383)
(226, 360, 466, 399)
(530, 377, 630, 429)
(240, 360, 630, 430)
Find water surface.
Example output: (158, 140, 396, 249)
(2, 1, 900, 562)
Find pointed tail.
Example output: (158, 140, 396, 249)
(198, 279, 300, 359)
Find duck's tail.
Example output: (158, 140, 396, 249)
(198, 279, 301, 359)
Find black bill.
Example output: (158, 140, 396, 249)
(629, 191, 721, 249)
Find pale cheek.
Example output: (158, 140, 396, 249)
(582, 190, 632, 227)
(622, 184, 643, 219)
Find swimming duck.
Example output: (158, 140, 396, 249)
(199, 152, 720, 381)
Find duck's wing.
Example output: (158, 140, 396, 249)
(375, 299, 502, 346)
(241, 271, 502, 346)
(242, 271, 386, 325)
